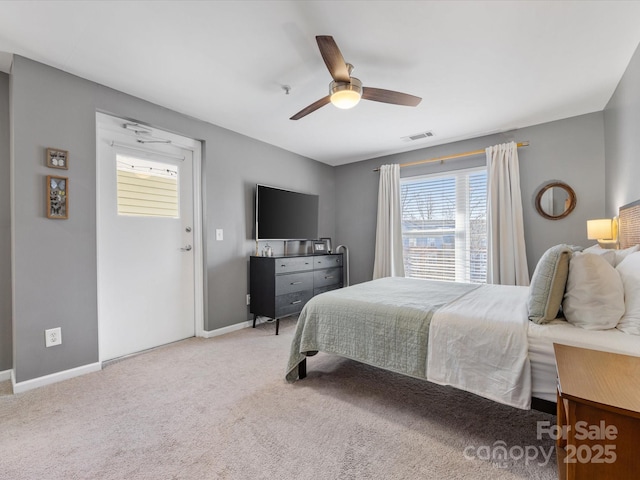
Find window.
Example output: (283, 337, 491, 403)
(116, 154, 179, 218)
(401, 167, 487, 283)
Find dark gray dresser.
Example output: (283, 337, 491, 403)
(249, 253, 343, 334)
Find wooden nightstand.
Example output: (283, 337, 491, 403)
(554, 343, 640, 480)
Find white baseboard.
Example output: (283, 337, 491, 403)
(200, 319, 254, 338)
(8, 318, 267, 392)
(200, 316, 291, 338)
(12, 362, 102, 394)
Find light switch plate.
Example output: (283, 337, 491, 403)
(216, 229, 223, 241)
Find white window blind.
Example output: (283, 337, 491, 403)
(116, 155, 179, 218)
(401, 167, 487, 283)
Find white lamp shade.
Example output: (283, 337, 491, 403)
(587, 219, 613, 240)
(329, 77, 362, 109)
(330, 90, 361, 109)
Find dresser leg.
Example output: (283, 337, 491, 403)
(252, 314, 257, 328)
(275, 318, 280, 335)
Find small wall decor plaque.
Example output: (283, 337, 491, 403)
(46, 148, 69, 169)
(47, 175, 68, 219)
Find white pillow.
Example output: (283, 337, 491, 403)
(581, 245, 616, 266)
(615, 244, 640, 265)
(584, 244, 639, 267)
(563, 252, 625, 330)
(616, 252, 640, 335)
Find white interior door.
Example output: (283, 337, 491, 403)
(97, 116, 200, 361)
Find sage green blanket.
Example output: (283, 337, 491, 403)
(285, 277, 478, 382)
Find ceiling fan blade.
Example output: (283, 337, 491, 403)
(362, 87, 422, 107)
(316, 36, 350, 83)
(290, 95, 332, 120)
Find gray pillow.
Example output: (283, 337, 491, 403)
(528, 244, 575, 324)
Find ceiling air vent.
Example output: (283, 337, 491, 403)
(402, 131, 435, 142)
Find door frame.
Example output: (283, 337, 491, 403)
(95, 112, 205, 362)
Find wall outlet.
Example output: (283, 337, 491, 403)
(45, 327, 62, 347)
(246, 294, 251, 306)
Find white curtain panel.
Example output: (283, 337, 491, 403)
(486, 142, 530, 286)
(373, 164, 405, 279)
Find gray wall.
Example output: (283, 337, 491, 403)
(335, 113, 606, 285)
(6, 44, 632, 383)
(0, 72, 10, 372)
(10, 56, 334, 383)
(604, 41, 640, 215)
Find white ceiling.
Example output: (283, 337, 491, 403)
(1, 1, 640, 166)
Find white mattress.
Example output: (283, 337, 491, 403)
(528, 319, 640, 402)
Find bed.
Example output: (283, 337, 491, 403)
(286, 201, 640, 410)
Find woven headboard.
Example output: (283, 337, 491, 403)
(619, 199, 640, 249)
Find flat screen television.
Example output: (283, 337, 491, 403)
(255, 184, 319, 240)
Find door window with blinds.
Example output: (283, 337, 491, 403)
(401, 167, 487, 283)
(116, 154, 179, 218)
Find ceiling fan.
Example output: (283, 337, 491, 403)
(290, 35, 422, 120)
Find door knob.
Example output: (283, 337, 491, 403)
(181, 245, 192, 251)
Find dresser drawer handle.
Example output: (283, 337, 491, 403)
(324, 275, 334, 279)
(290, 281, 302, 285)
(291, 300, 302, 305)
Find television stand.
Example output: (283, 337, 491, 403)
(249, 253, 343, 334)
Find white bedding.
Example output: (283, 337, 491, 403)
(427, 284, 640, 407)
(528, 319, 640, 402)
(427, 284, 532, 410)
(288, 275, 640, 411)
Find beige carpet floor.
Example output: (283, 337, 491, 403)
(0, 317, 557, 479)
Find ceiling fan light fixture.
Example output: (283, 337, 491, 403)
(290, 36, 421, 120)
(329, 77, 362, 109)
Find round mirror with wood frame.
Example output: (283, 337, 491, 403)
(535, 181, 577, 220)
